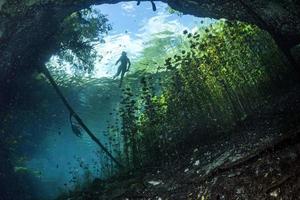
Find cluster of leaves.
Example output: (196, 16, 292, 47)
(160, 20, 288, 132)
(118, 88, 140, 168)
(49, 8, 112, 76)
(108, 20, 290, 168)
(166, 6, 183, 17)
(133, 30, 185, 74)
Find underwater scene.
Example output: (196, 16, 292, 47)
(0, 1, 300, 200)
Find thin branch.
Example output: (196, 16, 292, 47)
(41, 65, 124, 169)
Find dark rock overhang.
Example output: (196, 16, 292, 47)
(0, 0, 299, 97)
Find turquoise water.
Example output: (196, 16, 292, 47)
(12, 2, 213, 199)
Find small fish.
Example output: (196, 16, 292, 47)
(14, 166, 28, 173)
(71, 124, 83, 137)
(33, 170, 42, 178)
(70, 113, 83, 137)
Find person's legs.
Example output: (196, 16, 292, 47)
(113, 66, 122, 79)
(119, 70, 126, 87)
(150, 1, 156, 11)
(137, 1, 156, 11)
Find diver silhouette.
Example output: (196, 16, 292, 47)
(113, 51, 131, 87)
(137, 0, 157, 11)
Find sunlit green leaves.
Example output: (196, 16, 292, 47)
(51, 8, 112, 76)
(133, 31, 185, 73)
(115, 20, 290, 167)
(46, 19, 290, 169)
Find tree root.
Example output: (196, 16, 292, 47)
(264, 174, 294, 194)
(197, 129, 300, 183)
(220, 129, 300, 171)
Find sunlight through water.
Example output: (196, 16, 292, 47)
(28, 2, 214, 199)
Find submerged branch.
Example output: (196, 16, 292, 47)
(40, 65, 124, 169)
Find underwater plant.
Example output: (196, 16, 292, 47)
(111, 20, 290, 168)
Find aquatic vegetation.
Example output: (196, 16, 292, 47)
(2, 19, 292, 198)
(2, 1, 300, 199)
(133, 30, 185, 74)
(48, 8, 112, 76)
(2, 0, 300, 199)
(111, 20, 291, 168)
